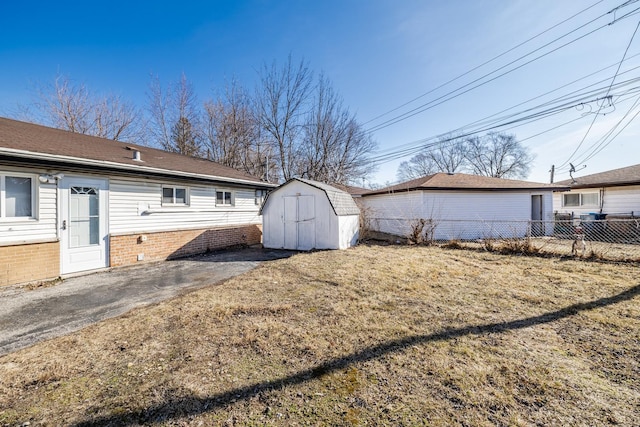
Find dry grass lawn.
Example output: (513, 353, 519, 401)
(1, 245, 639, 426)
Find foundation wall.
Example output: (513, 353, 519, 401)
(109, 225, 262, 267)
(0, 241, 60, 286)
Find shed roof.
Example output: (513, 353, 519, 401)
(363, 172, 567, 196)
(261, 178, 360, 216)
(0, 117, 273, 188)
(556, 163, 640, 189)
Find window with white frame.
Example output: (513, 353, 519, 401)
(255, 189, 268, 205)
(162, 186, 188, 205)
(216, 190, 233, 206)
(0, 173, 35, 219)
(562, 192, 598, 207)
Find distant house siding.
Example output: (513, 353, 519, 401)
(362, 190, 554, 239)
(554, 185, 640, 216)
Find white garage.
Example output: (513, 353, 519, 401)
(260, 178, 360, 250)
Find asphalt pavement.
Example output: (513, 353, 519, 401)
(0, 248, 294, 356)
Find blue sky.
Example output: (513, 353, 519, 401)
(1, 0, 639, 185)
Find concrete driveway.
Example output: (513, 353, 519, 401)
(0, 248, 294, 356)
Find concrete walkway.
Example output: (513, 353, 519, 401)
(0, 248, 294, 356)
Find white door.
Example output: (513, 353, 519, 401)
(297, 195, 315, 250)
(60, 177, 109, 274)
(282, 195, 316, 250)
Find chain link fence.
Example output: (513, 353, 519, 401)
(364, 216, 640, 262)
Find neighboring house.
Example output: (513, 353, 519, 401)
(553, 163, 640, 218)
(360, 173, 567, 240)
(260, 178, 360, 250)
(0, 117, 275, 287)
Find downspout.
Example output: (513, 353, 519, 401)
(599, 187, 605, 214)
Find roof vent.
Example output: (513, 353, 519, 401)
(125, 146, 142, 161)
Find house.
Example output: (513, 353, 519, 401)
(553, 163, 640, 218)
(0, 117, 276, 287)
(260, 178, 360, 250)
(360, 173, 568, 240)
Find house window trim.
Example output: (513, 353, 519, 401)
(216, 190, 234, 207)
(0, 172, 38, 221)
(562, 191, 599, 208)
(161, 186, 190, 206)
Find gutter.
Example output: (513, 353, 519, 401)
(0, 147, 277, 188)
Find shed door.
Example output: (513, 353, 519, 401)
(282, 195, 316, 250)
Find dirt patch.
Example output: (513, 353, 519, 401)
(1, 245, 638, 426)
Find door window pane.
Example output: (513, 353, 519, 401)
(69, 187, 99, 247)
(6, 176, 32, 217)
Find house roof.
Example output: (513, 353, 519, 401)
(0, 117, 274, 188)
(363, 172, 568, 196)
(556, 163, 640, 189)
(260, 178, 360, 216)
(331, 183, 369, 197)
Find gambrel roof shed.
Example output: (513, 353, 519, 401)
(260, 178, 360, 250)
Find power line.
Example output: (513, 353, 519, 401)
(558, 18, 640, 169)
(367, 82, 640, 166)
(370, 53, 640, 157)
(362, 0, 606, 126)
(365, 2, 640, 134)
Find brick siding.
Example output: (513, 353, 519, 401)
(0, 241, 60, 287)
(109, 225, 262, 267)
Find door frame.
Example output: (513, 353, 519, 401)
(59, 176, 109, 274)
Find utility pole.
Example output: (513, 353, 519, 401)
(549, 164, 555, 183)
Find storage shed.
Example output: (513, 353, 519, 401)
(260, 178, 360, 250)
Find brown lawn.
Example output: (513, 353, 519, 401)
(1, 245, 638, 426)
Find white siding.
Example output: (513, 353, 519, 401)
(554, 186, 640, 217)
(0, 174, 57, 245)
(361, 190, 555, 240)
(109, 178, 261, 235)
(262, 180, 358, 250)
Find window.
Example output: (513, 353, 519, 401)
(1, 174, 35, 219)
(255, 189, 268, 205)
(562, 192, 598, 207)
(216, 190, 233, 206)
(162, 186, 188, 205)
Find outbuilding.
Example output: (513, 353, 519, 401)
(260, 178, 360, 250)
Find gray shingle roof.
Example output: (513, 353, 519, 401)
(556, 164, 640, 188)
(363, 172, 567, 196)
(294, 178, 360, 216)
(260, 178, 360, 216)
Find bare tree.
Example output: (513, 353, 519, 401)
(255, 55, 313, 181)
(19, 73, 143, 142)
(203, 79, 274, 180)
(465, 132, 533, 179)
(300, 74, 376, 184)
(397, 134, 468, 181)
(147, 73, 202, 155)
